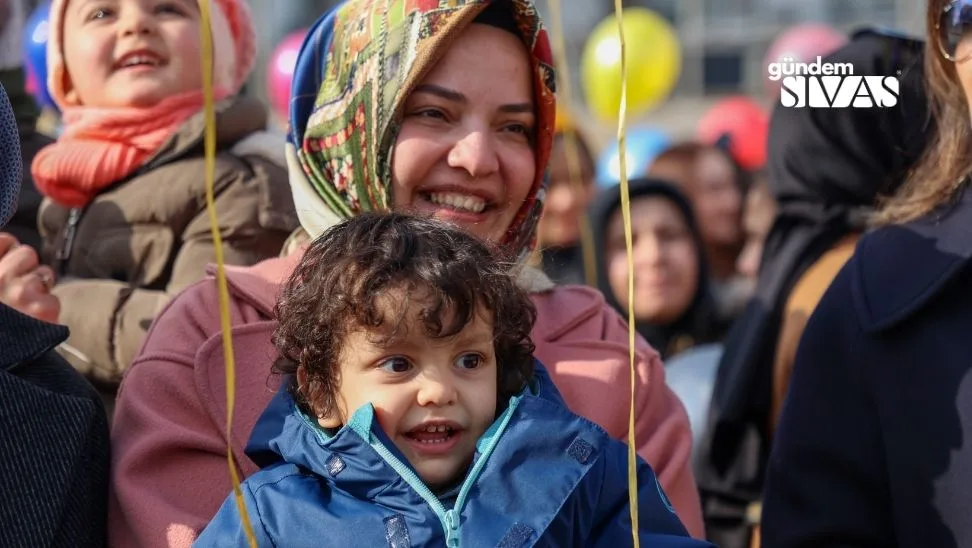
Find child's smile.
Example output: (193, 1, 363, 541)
(60, 0, 205, 108)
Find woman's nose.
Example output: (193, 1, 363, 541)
(447, 130, 500, 179)
(633, 235, 663, 267)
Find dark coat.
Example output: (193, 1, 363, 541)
(761, 188, 972, 548)
(0, 303, 110, 548)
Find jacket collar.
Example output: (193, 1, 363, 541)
(0, 304, 69, 371)
(244, 361, 566, 495)
(144, 95, 270, 170)
(854, 187, 972, 332)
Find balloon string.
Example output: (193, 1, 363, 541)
(197, 0, 257, 545)
(546, 0, 597, 288)
(611, 0, 639, 545)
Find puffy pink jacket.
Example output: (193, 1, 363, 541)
(108, 252, 704, 546)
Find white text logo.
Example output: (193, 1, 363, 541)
(768, 56, 899, 108)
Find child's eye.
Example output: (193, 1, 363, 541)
(156, 2, 187, 15)
(454, 353, 483, 370)
(377, 357, 412, 374)
(87, 7, 114, 21)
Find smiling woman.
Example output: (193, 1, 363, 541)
(108, 1, 705, 545)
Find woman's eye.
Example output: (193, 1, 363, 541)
(378, 357, 412, 374)
(415, 109, 447, 121)
(455, 354, 483, 370)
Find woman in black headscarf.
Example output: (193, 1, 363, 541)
(695, 27, 932, 548)
(588, 178, 727, 359)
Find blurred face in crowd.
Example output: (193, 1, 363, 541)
(693, 149, 744, 250)
(737, 181, 777, 280)
(392, 23, 537, 244)
(605, 196, 699, 325)
(61, 0, 204, 107)
(537, 134, 596, 248)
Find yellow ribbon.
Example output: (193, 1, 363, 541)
(611, 0, 641, 544)
(197, 1, 257, 545)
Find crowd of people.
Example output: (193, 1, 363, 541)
(0, 0, 969, 546)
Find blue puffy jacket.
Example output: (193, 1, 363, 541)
(195, 364, 713, 547)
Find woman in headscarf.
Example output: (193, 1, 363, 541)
(107, 1, 703, 546)
(588, 178, 726, 360)
(760, 4, 972, 544)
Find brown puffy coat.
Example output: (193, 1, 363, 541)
(39, 96, 299, 389)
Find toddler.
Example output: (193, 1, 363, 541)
(196, 213, 714, 547)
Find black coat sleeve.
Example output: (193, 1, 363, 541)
(760, 263, 894, 547)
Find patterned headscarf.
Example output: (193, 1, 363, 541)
(286, 0, 556, 263)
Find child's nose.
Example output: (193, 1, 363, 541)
(416, 373, 458, 407)
(120, 6, 156, 36)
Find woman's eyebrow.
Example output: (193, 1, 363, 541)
(412, 84, 466, 103)
(412, 84, 533, 114)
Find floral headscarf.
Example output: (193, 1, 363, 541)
(285, 0, 556, 263)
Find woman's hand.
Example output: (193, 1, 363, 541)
(0, 233, 60, 324)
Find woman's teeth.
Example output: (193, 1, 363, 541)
(429, 192, 486, 214)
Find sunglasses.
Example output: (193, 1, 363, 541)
(938, 0, 972, 61)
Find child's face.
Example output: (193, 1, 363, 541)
(317, 290, 498, 491)
(61, 0, 204, 107)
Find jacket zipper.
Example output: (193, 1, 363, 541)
(54, 207, 83, 274)
(365, 396, 522, 547)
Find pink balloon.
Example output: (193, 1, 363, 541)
(266, 30, 307, 120)
(763, 24, 848, 100)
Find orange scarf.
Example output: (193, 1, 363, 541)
(31, 88, 229, 208)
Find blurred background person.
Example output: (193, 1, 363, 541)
(696, 28, 931, 548)
(534, 108, 597, 286)
(589, 178, 728, 360)
(647, 141, 750, 320)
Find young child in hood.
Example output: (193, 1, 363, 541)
(0, 0, 299, 394)
(195, 212, 713, 548)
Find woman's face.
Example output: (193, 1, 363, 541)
(537, 136, 595, 247)
(391, 23, 537, 244)
(692, 149, 743, 249)
(605, 196, 700, 325)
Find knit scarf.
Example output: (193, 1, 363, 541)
(30, 88, 228, 208)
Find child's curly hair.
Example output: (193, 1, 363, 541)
(273, 212, 537, 420)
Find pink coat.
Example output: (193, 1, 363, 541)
(108, 252, 704, 546)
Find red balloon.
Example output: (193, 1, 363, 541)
(266, 30, 308, 121)
(763, 24, 847, 100)
(696, 96, 768, 171)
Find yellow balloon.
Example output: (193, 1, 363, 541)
(581, 8, 681, 121)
